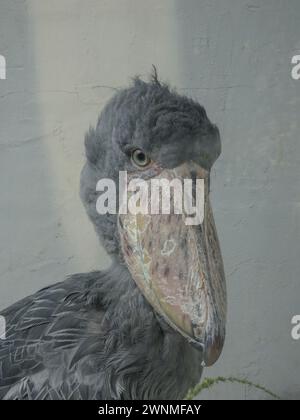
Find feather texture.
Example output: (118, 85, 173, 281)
(0, 264, 203, 399)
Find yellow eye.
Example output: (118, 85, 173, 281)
(131, 149, 151, 168)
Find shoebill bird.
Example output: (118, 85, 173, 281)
(0, 73, 226, 400)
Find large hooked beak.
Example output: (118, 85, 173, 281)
(118, 162, 227, 366)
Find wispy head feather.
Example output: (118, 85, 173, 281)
(150, 65, 160, 85)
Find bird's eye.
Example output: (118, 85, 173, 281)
(131, 149, 151, 168)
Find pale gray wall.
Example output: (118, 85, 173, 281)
(0, 0, 299, 399)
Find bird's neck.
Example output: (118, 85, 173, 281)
(106, 260, 139, 298)
(90, 260, 203, 399)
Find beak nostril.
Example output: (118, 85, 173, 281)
(190, 169, 197, 182)
(190, 169, 198, 203)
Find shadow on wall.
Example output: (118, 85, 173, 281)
(175, 0, 300, 400)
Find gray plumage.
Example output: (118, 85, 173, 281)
(0, 73, 221, 400)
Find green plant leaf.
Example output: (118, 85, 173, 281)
(185, 376, 281, 400)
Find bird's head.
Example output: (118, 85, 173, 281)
(80, 72, 226, 367)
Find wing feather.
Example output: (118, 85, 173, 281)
(0, 272, 106, 400)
